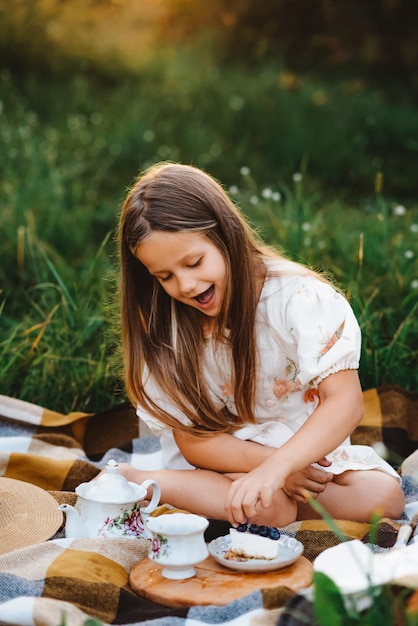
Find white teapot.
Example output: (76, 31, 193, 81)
(59, 459, 160, 539)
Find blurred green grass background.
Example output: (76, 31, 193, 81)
(0, 0, 417, 412)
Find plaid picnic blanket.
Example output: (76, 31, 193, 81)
(0, 385, 417, 626)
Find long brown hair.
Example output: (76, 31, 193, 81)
(118, 163, 315, 435)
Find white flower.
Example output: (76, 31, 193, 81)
(405, 250, 414, 259)
(262, 188, 272, 199)
(229, 95, 244, 111)
(143, 129, 155, 142)
(411, 279, 418, 289)
(410, 224, 418, 233)
(229, 185, 238, 195)
(293, 172, 303, 183)
(158, 145, 170, 157)
(393, 204, 406, 216)
(240, 166, 250, 176)
(272, 191, 281, 201)
(302, 222, 311, 232)
(250, 195, 259, 205)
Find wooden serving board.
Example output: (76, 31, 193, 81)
(129, 554, 313, 608)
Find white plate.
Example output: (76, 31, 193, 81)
(208, 534, 304, 572)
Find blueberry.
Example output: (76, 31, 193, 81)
(248, 524, 259, 534)
(258, 525, 269, 537)
(237, 523, 248, 532)
(268, 527, 281, 540)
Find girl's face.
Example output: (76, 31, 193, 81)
(135, 231, 227, 322)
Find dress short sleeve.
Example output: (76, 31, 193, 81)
(283, 277, 361, 387)
(135, 366, 193, 433)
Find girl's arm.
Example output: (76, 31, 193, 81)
(174, 429, 274, 473)
(224, 369, 364, 525)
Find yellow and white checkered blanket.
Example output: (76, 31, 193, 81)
(0, 385, 417, 626)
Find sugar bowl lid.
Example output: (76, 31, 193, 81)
(83, 459, 141, 503)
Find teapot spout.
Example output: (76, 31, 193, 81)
(59, 504, 87, 539)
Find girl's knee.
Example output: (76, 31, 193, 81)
(382, 478, 405, 519)
(362, 473, 405, 519)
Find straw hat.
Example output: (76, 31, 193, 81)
(0, 477, 63, 554)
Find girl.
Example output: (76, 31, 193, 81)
(116, 162, 404, 527)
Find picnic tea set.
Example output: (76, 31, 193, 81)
(57, 458, 418, 617)
(59, 459, 210, 579)
(59, 458, 304, 580)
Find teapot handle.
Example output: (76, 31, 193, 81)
(140, 479, 161, 514)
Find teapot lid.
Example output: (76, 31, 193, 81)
(83, 459, 140, 503)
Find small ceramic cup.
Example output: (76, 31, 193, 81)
(146, 513, 209, 579)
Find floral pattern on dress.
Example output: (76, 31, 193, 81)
(318, 445, 401, 481)
(219, 382, 235, 411)
(272, 358, 302, 401)
(316, 320, 346, 362)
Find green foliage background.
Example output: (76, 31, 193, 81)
(0, 0, 417, 414)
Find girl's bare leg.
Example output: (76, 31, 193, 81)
(117, 463, 297, 527)
(297, 470, 405, 523)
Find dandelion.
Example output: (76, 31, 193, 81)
(158, 145, 170, 157)
(272, 191, 281, 201)
(293, 172, 303, 183)
(262, 188, 272, 199)
(229, 95, 244, 111)
(302, 222, 311, 232)
(143, 129, 155, 142)
(393, 204, 406, 216)
(411, 280, 418, 290)
(229, 185, 238, 195)
(240, 166, 250, 177)
(405, 250, 414, 259)
(250, 195, 259, 205)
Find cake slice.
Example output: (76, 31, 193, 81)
(226, 524, 281, 560)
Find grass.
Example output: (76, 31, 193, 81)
(0, 42, 417, 413)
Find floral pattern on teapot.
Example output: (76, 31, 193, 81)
(98, 502, 148, 538)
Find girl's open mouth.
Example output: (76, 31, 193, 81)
(194, 285, 215, 306)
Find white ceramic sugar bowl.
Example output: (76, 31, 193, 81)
(146, 513, 209, 579)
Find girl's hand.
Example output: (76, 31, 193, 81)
(283, 459, 334, 503)
(224, 462, 287, 525)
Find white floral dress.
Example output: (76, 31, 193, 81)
(137, 260, 400, 482)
